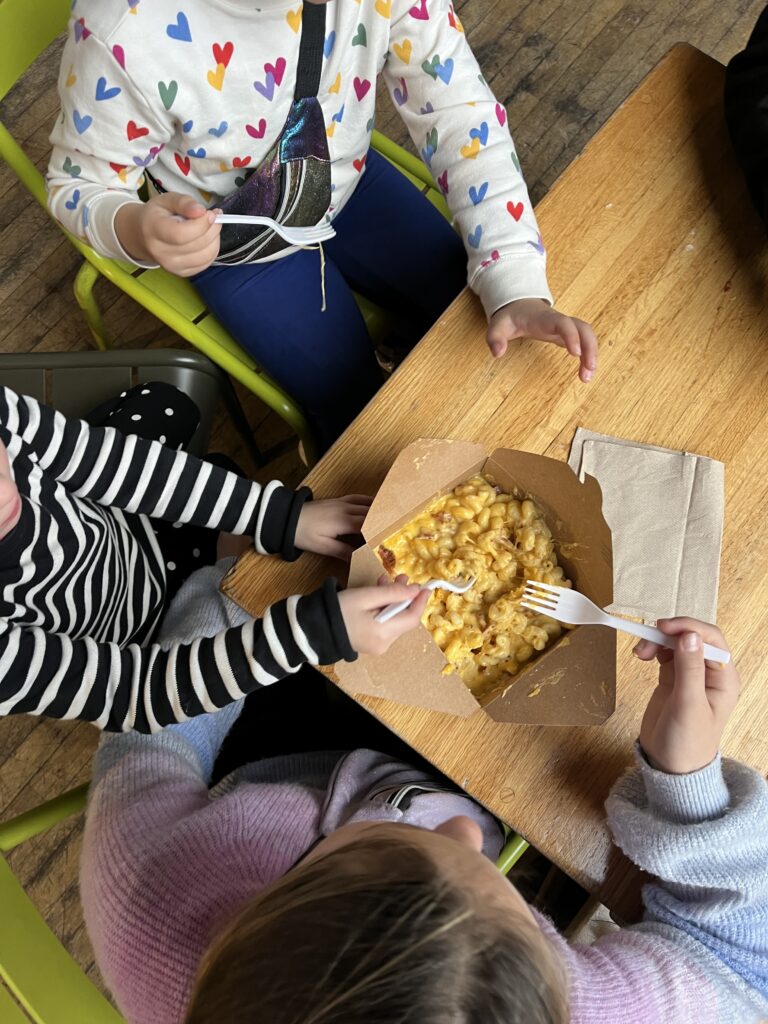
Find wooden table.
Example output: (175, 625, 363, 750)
(223, 45, 768, 921)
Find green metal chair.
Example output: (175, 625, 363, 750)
(0, 0, 450, 468)
(0, 782, 527, 1024)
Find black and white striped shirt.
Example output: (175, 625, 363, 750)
(0, 388, 355, 733)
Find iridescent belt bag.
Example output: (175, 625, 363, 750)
(151, 3, 331, 265)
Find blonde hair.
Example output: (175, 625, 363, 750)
(186, 836, 569, 1024)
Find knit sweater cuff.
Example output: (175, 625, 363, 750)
(637, 744, 730, 824)
(471, 254, 554, 318)
(87, 192, 160, 268)
(258, 485, 313, 561)
(297, 578, 357, 665)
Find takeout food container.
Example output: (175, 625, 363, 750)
(337, 438, 616, 726)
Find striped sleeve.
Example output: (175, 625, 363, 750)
(0, 579, 355, 733)
(0, 388, 311, 557)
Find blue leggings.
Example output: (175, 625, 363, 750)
(192, 151, 467, 451)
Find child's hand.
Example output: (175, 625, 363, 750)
(339, 574, 430, 655)
(114, 194, 221, 276)
(486, 298, 598, 383)
(634, 618, 741, 774)
(295, 495, 372, 561)
(0, 441, 21, 541)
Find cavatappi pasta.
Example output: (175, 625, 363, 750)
(378, 475, 572, 696)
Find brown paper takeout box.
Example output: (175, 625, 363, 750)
(337, 439, 616, 727)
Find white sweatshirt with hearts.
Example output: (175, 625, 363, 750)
(47, 0, 553, 316)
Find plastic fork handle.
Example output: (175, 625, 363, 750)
(601, 614, 730, 664)
(374, 597, 416, 624)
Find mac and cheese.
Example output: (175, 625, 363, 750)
(378, 475, 572, 697)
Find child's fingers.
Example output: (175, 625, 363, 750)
(360, 582, 421, 610)
(655, 617, 729, 650)
(315, 537, 354, 561)
(386, 587, 430, 631)
(167, 193, 209, 219)
(341, 494, 373, 506)
(156, 214, 219, 246)
(486, 323, 509, 358)
(576, 319, 598, 381)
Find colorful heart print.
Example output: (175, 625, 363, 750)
(467, 224, 483, 249)
(511, 150, 520, 172)
(353, 155, 367, 172)
(133, 154, 153, 167)
(393, 39, 412, 63)
(460, 137, 480, 159)
(468, 181, 488, 206)
(437, 169, 448, 193)
(286, 6, 302, 32)
(158, 80, 178, 110)
(254, 73, 276, 101)
(167, 12, 192, 41)
(409, 0, 429, 20)
(495, 103, 507, 127)
(208, 121, 228, 137)
(420, 102, 434, 115)
(375, 0, 392, 16)
(127, 120, 149, 140)
(73, 18, 91, 42)
(265, 58, 286, 86)
(73, 110, 92, 134)
(352, 24, 367, 46)
(332, 105, 345, 123)
(95, 76, 121, 101)
(435, 58, 454, 84)
(112, 45, 126, 70)
(421, 55, 454, 84)
(393, 78, 408, 106)
(354, 77, 371, 101)
(212, 41, 234, 67)
(246, 119, 267, 138)
(528, 233, 545, 255)
(329, 72, 342, 94)
(182, 119, 194, 133)
(324, 31, 336, 58)
(469, 122, 489, 146)
(507, 200, 524, 221)
(63, 156, 82, 176)
(207, 64, 225, 91)
(480, 249, 500, 268)
(65, 189, 81, 210)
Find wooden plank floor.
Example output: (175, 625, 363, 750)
(0, 0, 763, 995)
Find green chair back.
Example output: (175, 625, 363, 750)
(0, 0, 69, 104)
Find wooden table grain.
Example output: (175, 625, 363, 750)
(223, 45, 768, 921)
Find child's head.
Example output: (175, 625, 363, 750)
(186, 817, 568, 1024)
(0, 438, 21, 539)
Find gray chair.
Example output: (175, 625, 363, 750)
(0, 349, 262, 463)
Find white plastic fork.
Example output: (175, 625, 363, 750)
(521, 581, 731, 663)
(214, 213, 336, 245)
(375, 576, 477, 625)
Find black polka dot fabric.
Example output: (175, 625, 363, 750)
(85, 382, 220, 602)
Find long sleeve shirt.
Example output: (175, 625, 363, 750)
(0, 387, 354, 732)
(47, 0, 552, 317)
(81, 567, 768, 1024)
